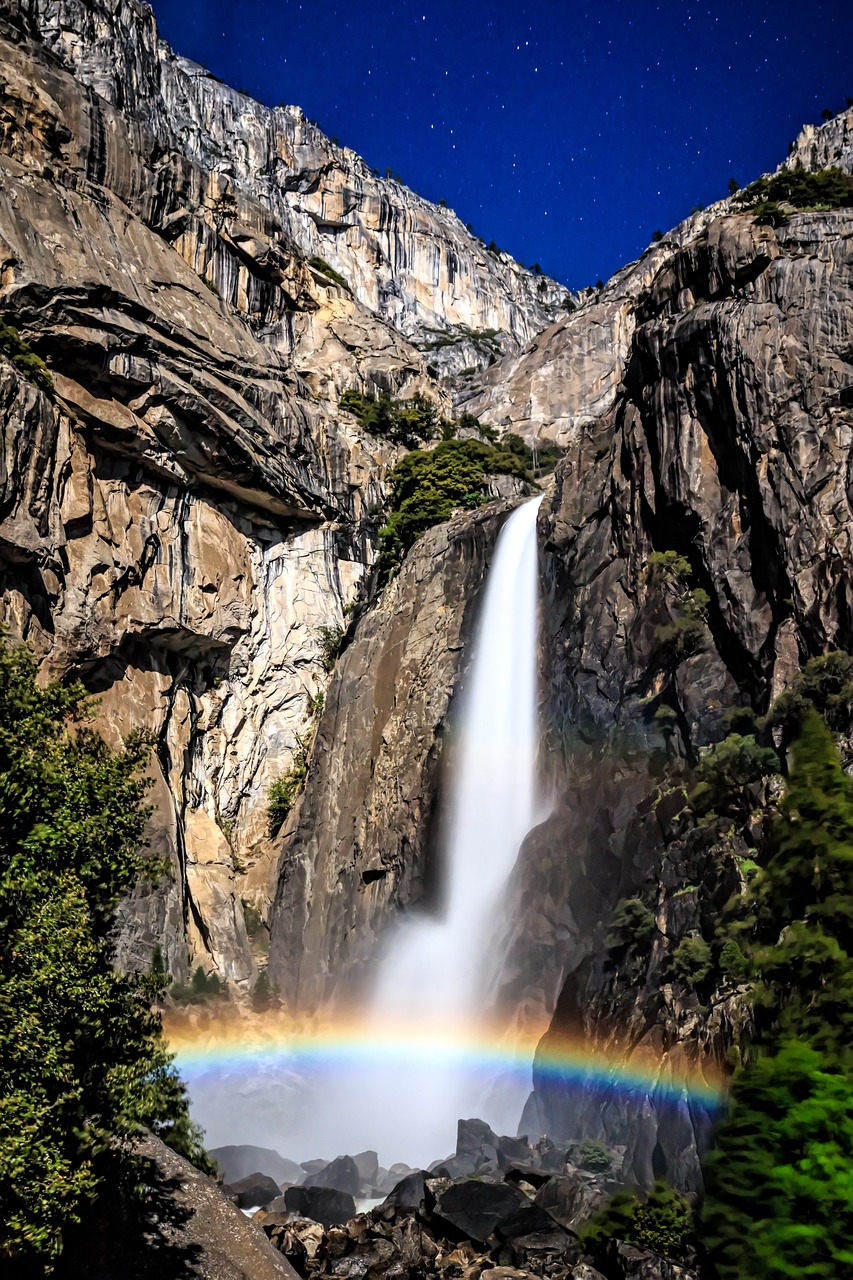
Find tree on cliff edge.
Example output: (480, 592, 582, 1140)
(0, 638, 210, 1273)
(701, 711, 853, 1278)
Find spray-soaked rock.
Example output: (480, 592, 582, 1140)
(310, 1155, 362, 1196)
(226, 1172, 283, 1209)
(285, 1185, 357, 1228)
(425, 1178, 528, 1247)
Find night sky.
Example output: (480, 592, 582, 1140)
(149, 0, 852, 290)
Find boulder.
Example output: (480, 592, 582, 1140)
(605, 1241, 700, 1279)
(503, 1165, 552, 1190)
(226, 1172, 283, 1209)
(456, 1118, 500, 1165)
(310, 1154, 362, 1196)
(425, 1178, 527, 1247)
(533, 1173, 614, 1231)
(496, 1136, 532, 1171)
(210, 1144, 304, 1188)
(300, 1159, 330, 1178)
(284, 1185, 357, 1227)
(378, 1169, 431, 1216)
(353, 1150, 379, 1185)
(493, 1200, 579, 1271)
(92, 1134, 299, 1279)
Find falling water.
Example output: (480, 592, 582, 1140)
(184, 496, 544, 1167)
(359, 493, 545, 1160)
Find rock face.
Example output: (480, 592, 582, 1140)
(463, 106, 853, 1188)
(268, 502, 516, 1008)
(11, 0, 571, 378)
(106, 1134, 299, 1280)
(0, 1, 556, 980)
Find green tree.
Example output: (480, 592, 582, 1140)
(0, 638, 210, 1272)
(701, 712, 853, 1277)
(581, 1180, 694, 1263)
(376, 438, 529, 576)
(702, 1042, 853, 1278)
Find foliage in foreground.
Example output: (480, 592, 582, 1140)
(0, 638, 211, 1272)
(700, 711, 853, 1278)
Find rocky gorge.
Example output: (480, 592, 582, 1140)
(2, 0, 853, 1274)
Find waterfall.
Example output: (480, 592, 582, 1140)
(358, 493, 544, 1162)
(182, 497, 544, 1167)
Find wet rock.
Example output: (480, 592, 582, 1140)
(425, 1178, 527, 1247)
(533, 1173, 612, 1231)
(284, 1185, 357, 1228)
(310, 1155, 362, 1196)
(503, 1165, 552, 1190)
(606, 1241, 700, 1279)
(353, 1150, 379, 1187)
(379, 1169, 431, 1216)
(226, 1172, 283, 1209)
(495, 1136, 532, 1171)
(456, 1118, 500, 1162)
(572, 1265, 609, 1280)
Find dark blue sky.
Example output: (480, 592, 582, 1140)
(149, 0, 852, 289)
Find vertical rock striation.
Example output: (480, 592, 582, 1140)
(268, 502, 516, 1010)
(463, 107, 853, 1187)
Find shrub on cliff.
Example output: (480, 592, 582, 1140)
(377, 438, 529, 576)
(0, 318, 53, 394)
(338, 388, 439, 447)
(0, 637, 210, 1272)
(689, 733, 780, 819)
(581, 1180, 694, 1264)
(734, 167, 853, 226)
(605, 897, 657, 953)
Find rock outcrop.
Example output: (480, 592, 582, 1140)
(11, 0, 571, 377)
(469, 107, 853, 1187)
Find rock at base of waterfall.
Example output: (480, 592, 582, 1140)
(425, 1178, 529, 1246)
(497, 1134, 534, 1170)
(377, 1169, 431, 1215)
(534, 1172, 616, 1231)
(309, 1154, 362, 1196)
(258, 1165, 699, 1280)
(300, 1158, 330, 1179)
(284, 1185, 357, 1227)
(352, 1150, 379, 1186)
(225, 1171, 283, 1209)
(456, 1117, 501, 1160)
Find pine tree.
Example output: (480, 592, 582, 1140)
(0, 638, 211, 1272)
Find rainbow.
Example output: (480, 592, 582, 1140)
(165, 1011, 726, 1112)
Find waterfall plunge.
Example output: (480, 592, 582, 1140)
(184, 497, 544, 1168)
(357, 494, 545, 1163)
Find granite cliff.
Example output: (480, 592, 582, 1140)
(0, 0, 560, 984)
